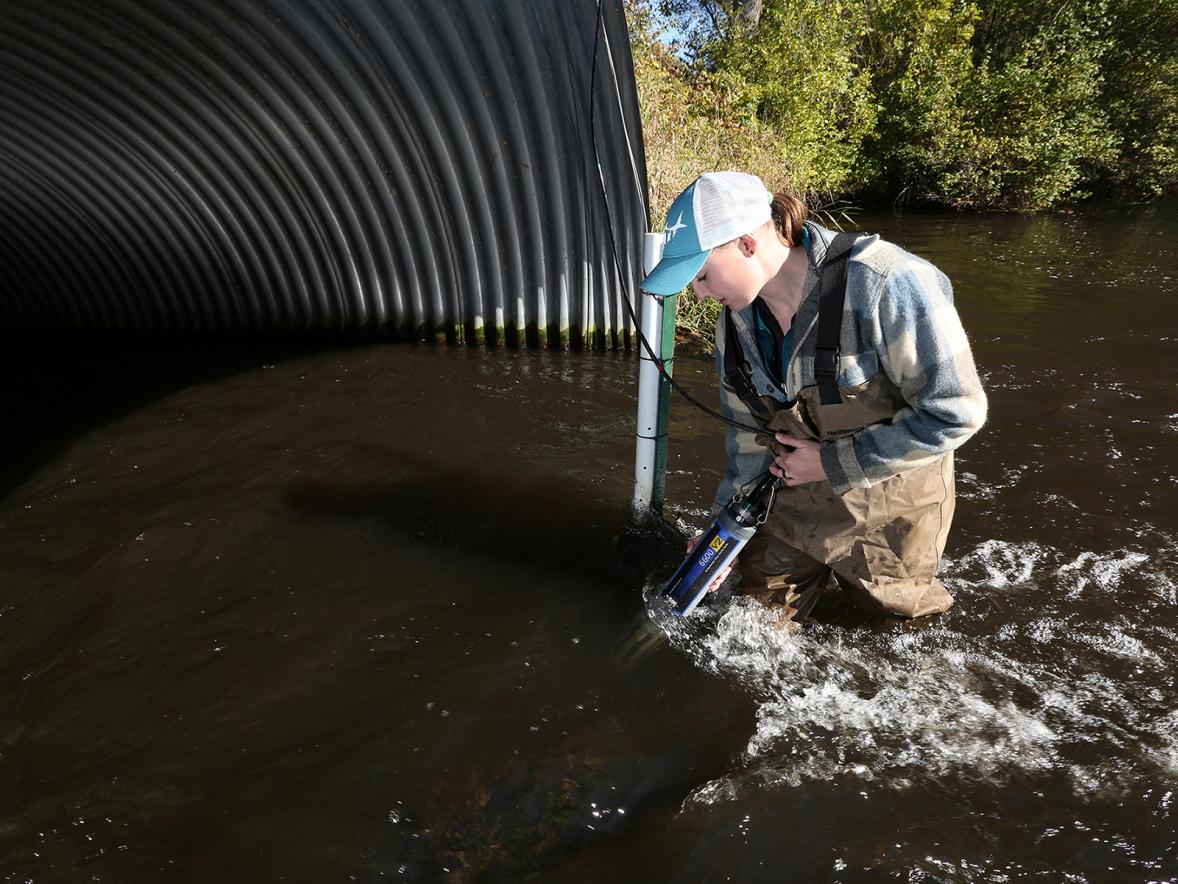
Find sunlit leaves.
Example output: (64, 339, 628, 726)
(630, 0, 1178, 209)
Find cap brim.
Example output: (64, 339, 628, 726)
(639, 249, 709, 296)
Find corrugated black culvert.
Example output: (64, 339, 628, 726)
(0, 0, 648, 347)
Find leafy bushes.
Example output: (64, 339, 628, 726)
(630, 0, 1178, 213)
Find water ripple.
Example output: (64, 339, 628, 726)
(648, 536, 1178, 812)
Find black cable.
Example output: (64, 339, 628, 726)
(587, 0, 774, 442)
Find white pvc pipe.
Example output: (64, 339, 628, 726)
(633, 232, 665, 513)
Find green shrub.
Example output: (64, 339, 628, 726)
(625, 0, 1176, 344)
(631, 0, 1176, 215)
(1094, 0, 1178, 199)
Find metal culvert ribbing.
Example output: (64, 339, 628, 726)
(0, 0, 648, 347)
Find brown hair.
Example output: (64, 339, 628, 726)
(770, 191, 809, 246)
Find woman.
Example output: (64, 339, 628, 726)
(641, 171, 987, 624)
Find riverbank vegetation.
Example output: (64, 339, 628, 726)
(628, 0, 1177, 342)
(632, 0, 1176, 214)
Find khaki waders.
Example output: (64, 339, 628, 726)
(733, 371, 957, 623)
(721, 231, 960, 624)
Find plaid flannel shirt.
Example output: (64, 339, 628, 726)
(713, 222, 987, 509)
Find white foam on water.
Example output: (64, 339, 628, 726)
(956, 466, 1027, 502)
(1151, 572, 1177, 606)
(653, 538, 1178, 807)
(941, 538, 1056, 589)
(1149, 710, 1178, 778)
(1075, 623, 1162, 663)
(1057, 550, 1150, 599)
(679, 609, 1060, 805)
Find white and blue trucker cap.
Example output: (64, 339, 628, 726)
(640, 171, 773, 295)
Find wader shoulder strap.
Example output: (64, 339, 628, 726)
(722, 307, 757, 401)
(814, 232, 862, 406)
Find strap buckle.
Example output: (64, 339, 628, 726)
(814, 346, 841, 405)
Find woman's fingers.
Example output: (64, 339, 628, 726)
(708, 563, 733, 592)
(774, 432, 812, 450)
(770, 438, 827, 486)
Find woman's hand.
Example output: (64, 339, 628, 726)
(770, 434, 826, 486)
(686, 533, 733, 593)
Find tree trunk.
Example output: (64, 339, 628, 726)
(739, 0, 763, 29)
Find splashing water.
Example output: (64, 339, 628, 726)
(646, 533, 1178, 809)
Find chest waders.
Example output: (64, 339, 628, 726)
(724, 233, 955, 622)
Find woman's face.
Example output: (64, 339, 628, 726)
(691, 236, 762, 310)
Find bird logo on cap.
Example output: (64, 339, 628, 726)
(664, 212, 686, 243)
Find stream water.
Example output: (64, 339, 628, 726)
(1, 202, 1176, 881)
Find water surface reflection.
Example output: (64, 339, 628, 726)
(1, 202, 1177, 881)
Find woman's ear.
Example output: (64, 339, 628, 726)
(738, 233, 758, 257)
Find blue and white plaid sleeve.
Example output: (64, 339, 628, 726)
(820, 258, 987, 493)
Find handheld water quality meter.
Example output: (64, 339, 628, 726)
(661, 474, 780, 616)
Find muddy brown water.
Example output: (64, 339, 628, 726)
(2, 202, 1177, 882)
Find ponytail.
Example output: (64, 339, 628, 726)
(769, 191, 809, 246)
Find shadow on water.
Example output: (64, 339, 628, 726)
(0, 331, 348, 502)
(276, 465, 759, 880)
(0, 339, 758, 880)
(280, 448, 682, 591)
(279, 455, 755, 876)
